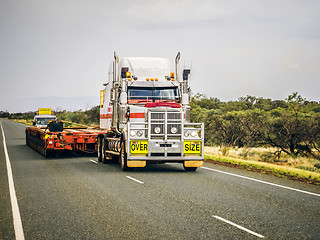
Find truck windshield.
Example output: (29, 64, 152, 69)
(128, 87, 179, 104)
(36, 117, 56, 125)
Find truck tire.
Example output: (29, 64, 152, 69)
(26, 132, 29, 146)
(120, 142, 133, 171)
(44, 148, 53, 158)
(101, 139, 111, 164)
(101, 139, 107, 163)
(184, 166, 197, 172)
(97, 137, 102, 162)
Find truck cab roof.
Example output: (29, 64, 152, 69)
(115, 57, 172, 82)
(34, 114, 56, 118)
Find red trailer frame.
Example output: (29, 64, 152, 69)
(26, 127, 105, 157)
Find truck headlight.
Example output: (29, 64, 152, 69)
(184, 130, 198, 138)
(191, 130, 198, 137)
(130, 130, 136, 137)
(170, 127, 177, 134)
(136, 130, 143, 137)
(154, 127, 161, 134)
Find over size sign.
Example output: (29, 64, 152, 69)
(184, 141, 202, 155)
(130, 141, 148, 155)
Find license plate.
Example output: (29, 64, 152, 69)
(130, 141, 148, 155)
(160, 143, 172, 147)
(184, 141, 201, 155)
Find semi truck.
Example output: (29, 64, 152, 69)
(97, 52, 204, 171)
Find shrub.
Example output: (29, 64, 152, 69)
(219, 146, 230, 156)
(259, 152, 275, 163)
(314, 161, 320, 169)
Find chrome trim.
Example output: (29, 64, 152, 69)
(127, 109, 204, 161)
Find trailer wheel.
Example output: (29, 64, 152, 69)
(120, 142, 133, 171)
(44, 149, 53, 158)
(26, 132, 29, 146)
(97, 137, 102, 162)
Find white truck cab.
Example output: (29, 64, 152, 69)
(98, 53, 204, 171)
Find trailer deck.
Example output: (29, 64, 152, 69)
(26, 126, 104, 157)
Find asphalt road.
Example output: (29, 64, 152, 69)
(1, 118, 320, 239)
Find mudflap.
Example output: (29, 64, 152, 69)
(184, 161, 203, 168)
(127, 161, 146, 168)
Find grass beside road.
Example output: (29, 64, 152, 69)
(204, 154, 320, 185)
(12, 119, 33, 126)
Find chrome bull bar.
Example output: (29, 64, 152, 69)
(127, 110, 204, 161)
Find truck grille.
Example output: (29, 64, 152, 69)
(149, 111, 182, 140)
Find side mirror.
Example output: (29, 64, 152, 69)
(33, 121, 36, 126)
(183, 69, 191, 80)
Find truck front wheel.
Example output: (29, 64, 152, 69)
(120, 142, 133, 171)
(184, 166, 197, 172)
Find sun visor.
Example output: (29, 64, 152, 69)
(127, 81, 179, 88)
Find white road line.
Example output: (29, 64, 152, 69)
(126, 176, 144, 184)
(1, 123, 25, 240)
(213, 215, 265, 238)
(90, 159, 98, 164)
(202, 166, 320, 197)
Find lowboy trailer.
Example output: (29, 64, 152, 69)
(26, 123, 103, 157)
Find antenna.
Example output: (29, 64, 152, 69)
(175, 52, 181, 81)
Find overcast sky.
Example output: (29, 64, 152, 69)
(1, 0, 319, 112)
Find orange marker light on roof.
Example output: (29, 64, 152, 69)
(170, 72, 175, 78)
(155, 78, 158, 81)
(146, 78, 150, 81)
(126, 72, 131, 78)
(151, 78, 154, 81)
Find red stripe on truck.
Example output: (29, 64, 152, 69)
(100, 114, 112, 119)
(130, 113, 145, 118)
(101, 113, 145, 119)
(144, 102, 181, 108)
